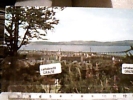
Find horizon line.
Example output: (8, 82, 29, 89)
(30, 39, 133, 42)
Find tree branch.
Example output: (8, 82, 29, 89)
(18, 26, 29, 49)
(5, 42, 11, 51)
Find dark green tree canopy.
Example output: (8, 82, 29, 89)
(5, 6, 64, 56)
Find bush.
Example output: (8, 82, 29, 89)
(2, 52, 133, 93)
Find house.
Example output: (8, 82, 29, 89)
(61, 56, 83, 62)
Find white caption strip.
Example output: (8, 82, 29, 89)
(1, 92, 133, 100)
(122, 64, 133, 74)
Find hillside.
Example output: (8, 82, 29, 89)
(30, 40, 133, 46)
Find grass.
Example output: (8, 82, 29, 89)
(1, 51, 133, 93)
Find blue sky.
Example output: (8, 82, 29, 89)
(43, 7, 133, 42)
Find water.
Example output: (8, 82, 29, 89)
(21, 44, 133, 55)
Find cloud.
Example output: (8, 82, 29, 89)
(16, 8, 133, 42)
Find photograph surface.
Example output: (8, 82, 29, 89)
(2, 6, 133, 95)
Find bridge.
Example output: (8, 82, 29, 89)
(83, 46, 133, 56)
(90, 51, 127, 55)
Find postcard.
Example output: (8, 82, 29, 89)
(1, 6, 133, 100)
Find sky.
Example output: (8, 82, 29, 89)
(5, 7, 133, 42)
(43, 7, 133, 42)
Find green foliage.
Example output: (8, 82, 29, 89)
(2, 52, 133, 93)
(4, 6, 64, 56)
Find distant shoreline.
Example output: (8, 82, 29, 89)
(19, 50, 126, 57)
(29, 40, 133, 46)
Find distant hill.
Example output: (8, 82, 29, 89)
(30, 40, 133, 46)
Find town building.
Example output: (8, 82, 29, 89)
(61, 56, 83, 62)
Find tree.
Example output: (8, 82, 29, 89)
(5, 6, 64, 56)
(0, 8, 5, 44)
